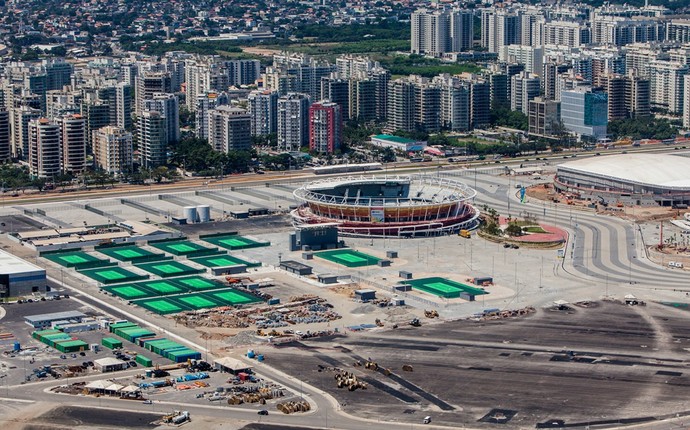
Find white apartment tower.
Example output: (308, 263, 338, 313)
(649, 60, 688, 114)
(60, 114, 86, 174)
(134, 72, 172, 116)
(142, 93, 179, 145)
(92, 126, 133, 178)
(511, 72, 541, 115)
(137, 111, 168, 169)
(248, 90, 279, 137)
(208, 106, 252, 153)
(277, 93, 310, 152)
(28, 118, 61, 179)
(0, 110, 10, 162)
(411, 9, 451, 56)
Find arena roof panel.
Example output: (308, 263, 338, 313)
(558, 154, 690, 189)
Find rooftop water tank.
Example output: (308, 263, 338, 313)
(183, 206, 198, 224)
(197, 205, 211, 223)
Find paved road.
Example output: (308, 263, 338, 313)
(464, 171, 690, 291)
(5, 149, 690, 430)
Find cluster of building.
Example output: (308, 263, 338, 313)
(1, 0, 413, 57)
(12, 1, 690, 178)
(410, 3, 690, 141)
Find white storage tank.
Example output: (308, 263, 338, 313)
(197, 205, 211, 223)
(183, 206, 198, 223)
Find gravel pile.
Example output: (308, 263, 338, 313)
(224, 330, 262, 347)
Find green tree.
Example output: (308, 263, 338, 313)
(505, 222, 523, 237)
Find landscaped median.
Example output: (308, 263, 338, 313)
(478, 216, 568, 249)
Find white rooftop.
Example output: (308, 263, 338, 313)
(558, 153, 690, 189)
(94, 357, 127, 367)
(214, 357, 253, 370)
(0, 248, 45, 275)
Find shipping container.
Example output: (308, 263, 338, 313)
(102, 337, 123, 349)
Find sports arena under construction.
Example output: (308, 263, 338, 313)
(291, 175, 479, 237)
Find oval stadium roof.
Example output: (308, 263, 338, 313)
(558, 153, 690, 189)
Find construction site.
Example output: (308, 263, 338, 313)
(4, 164, 690, 430)
(267, 299, 690, 428)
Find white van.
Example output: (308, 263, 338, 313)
(669, 261, 677, 268)
(423, 416, 432, 424)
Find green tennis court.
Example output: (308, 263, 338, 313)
(134, 298, 184, 315)
(190, 254, 261, 268)
(150, 240, 217, 257)
(141, 280, 183, 295)
(210, 288, 261, 305)
(43, 251, 112, 269)
(315, 249, 381, 267)
(135, 260, 205, 278)
(202, 234, 270, 250)
(97, 245, 166, 262)
(172, 276, 226, 291)
(406, 277, 488, 299)
(102, 285, 154, 300)
(174, 294, 220, 310)
(80, 266, 149, 285)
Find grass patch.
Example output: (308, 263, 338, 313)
(523, 226, 548, 234)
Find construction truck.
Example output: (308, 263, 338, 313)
(459, 229, 471, 238)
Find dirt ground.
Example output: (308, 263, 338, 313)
(526, 182, 678, 222)
(267, 300, 690, 428)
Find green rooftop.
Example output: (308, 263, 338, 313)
(372, 134, 417, 144)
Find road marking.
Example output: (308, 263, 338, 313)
(0, 397, 35, 403)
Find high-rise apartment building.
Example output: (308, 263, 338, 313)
(248, 90, 279, 137)
(511, 72, 541, 115)
(481, 8, 521, 54)
(320, 78, 350, 121)
(195, 92, 229, 140)
(0, 110, 10, 162)
(43, 58, 73, 91)
(626, 75, 651, 118)
(60, 114, 86, 174)
(142, 93, 179, 145)
(11, 105, 41, 159)
(115, 83, 132, 130)
(134, 72, 172, 115)
(451, 9, 474, 52)
(137, 111, 168, 169)
(528, 97, 561, 137)
(348, 79, 377, 122)
(92, 126, 133, 177)
(386, 79, 416, 133)
(434, 75, 471, 132)
(208, 106, 252, 153)
(309, 101, 342, 154)
(28, 118, 61, 179)
(411, 9, 451, 56)
(412, 8, 473, 56)
(649, 60, 688, 114)
(277, 93, 310, 152)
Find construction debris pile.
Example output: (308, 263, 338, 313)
(317, 364, 370, 392)
(277, 400, 311, 414)
(471, 306, 536, 321)
(226, 385, 285, 405)
(174, 295, 341, 330)
(424, 310, 439, 318)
